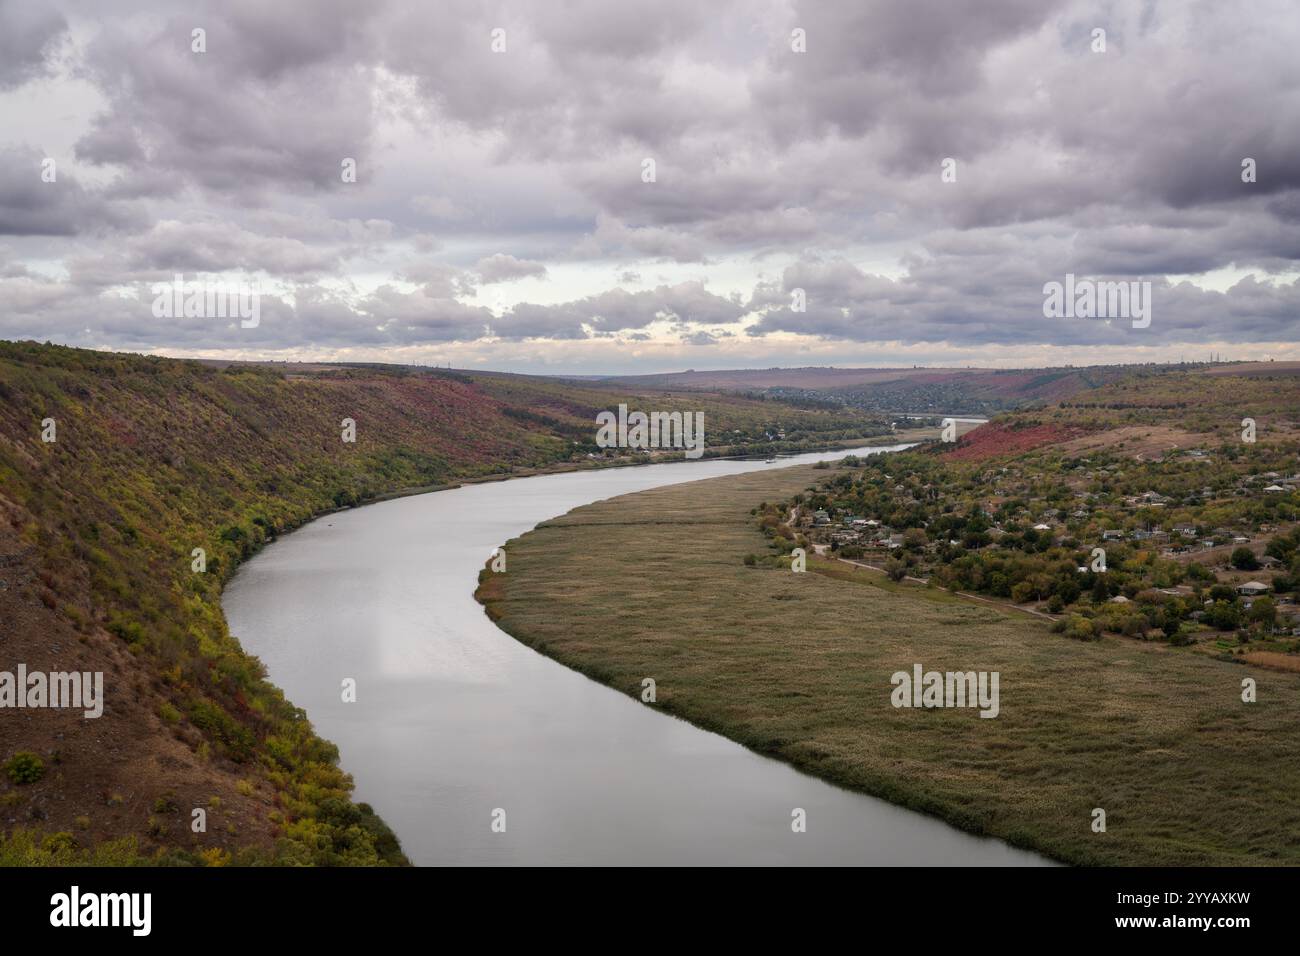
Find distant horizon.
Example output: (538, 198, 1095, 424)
(8, 337, 1280, 380)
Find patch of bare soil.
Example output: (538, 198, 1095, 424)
(1053, 425, 1207, 459)
(0, 524, 277, 856)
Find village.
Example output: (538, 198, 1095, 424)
(773, 443, 1300, 653)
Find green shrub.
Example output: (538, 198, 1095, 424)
(185, 698, 255, 761)
(153, 793, 178, 814)
(4, 752, 45, 785)
(106, 612, 146, 645)
(1059, 614, 1097, 641)
(1230, 547, 1259, 571)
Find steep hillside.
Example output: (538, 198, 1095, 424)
(0, 342, 888, 865)
(942, 365, 1300, 462)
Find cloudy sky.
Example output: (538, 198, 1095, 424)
(2, 0, 1299, 374)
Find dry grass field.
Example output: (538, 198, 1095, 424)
(478, 461, 1300, 865)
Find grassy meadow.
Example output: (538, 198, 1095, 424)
(478, 461, 1300, 865)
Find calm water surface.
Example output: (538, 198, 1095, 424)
(223, 445, 1050, 866)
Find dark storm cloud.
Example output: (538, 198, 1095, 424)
(361, 285, 494, 343)
(73, 1, 377, 198)
(747, 254, 1300, 347)
(757, 0, 1068, 143)
(0, 0, 67, 90)
(113, 221, 341, 275)
(377, 0, 738, 160)
(0, 147, 143, 236)
(1, 0, 1299, 355)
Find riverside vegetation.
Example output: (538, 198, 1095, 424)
(0, 341, 891, 865)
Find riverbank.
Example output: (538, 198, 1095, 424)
(476, 460, 1300, 866)
(352, 427, 938, 509)
(228, 441, 1048, 865)
(1, 342, 907, 864)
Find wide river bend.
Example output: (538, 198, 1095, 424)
(223, 444, 1049, 865)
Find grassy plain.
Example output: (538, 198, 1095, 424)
(478, 461, 1300, 865)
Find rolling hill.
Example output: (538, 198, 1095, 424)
(597, 363, 1220, 417)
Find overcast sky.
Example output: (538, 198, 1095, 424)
(2, 0, 1298, 373)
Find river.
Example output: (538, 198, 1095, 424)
(222, 444, 1050, 866)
